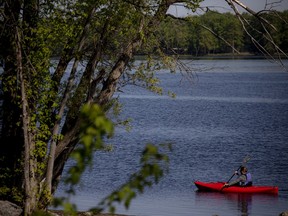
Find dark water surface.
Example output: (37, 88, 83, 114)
(57, 59, 288, 215)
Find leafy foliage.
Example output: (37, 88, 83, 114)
(66, 104, 114, 186)
(0, 0, 180, 214)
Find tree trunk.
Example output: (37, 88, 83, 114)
(0, 0, 24, 203)
(15, 24, 38, 216)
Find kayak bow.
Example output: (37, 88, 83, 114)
(194, 181, 278, 194)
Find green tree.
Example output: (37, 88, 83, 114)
(157, 8, 287, 57)
(158, 17, 190, 54)
(189, 11, 244, 54)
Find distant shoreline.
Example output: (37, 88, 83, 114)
(133, 53, 288, 60)
(47, 53, 288, 61)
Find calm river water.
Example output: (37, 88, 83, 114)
(56, 59, 288, 216)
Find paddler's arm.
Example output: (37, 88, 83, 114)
(224, 175, 246, 187)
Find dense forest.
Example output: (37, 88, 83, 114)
(156, 10, 288, 56)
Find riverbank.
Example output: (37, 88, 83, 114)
(133, 52, 288, 60)
(0, 201, 130, 216)
(50, 210, 129, 216)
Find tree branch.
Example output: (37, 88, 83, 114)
(46, 4, 98, 194)
(226, 0, 288, 66)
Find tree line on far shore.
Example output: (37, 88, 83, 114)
(156, 10, 288, 56)
(46, 10, 288, 58)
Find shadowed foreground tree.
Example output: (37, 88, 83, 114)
(0, 0, 286, 215)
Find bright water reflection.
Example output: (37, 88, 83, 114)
(56, 59, 288, 216)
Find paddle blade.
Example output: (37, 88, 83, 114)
(242, 155, 251, 165)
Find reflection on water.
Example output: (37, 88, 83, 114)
(236, 194, 252, 216)
(195, 191, 279, 216)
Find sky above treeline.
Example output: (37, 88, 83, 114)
(168, 0, 288, 17)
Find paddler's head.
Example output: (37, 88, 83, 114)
(240, 166, 248, 174)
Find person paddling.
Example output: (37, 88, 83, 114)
(223, 166, 253, 188)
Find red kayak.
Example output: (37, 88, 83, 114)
(194, 181, 278, 194)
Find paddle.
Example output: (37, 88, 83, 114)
(226, 155, 251, 183)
